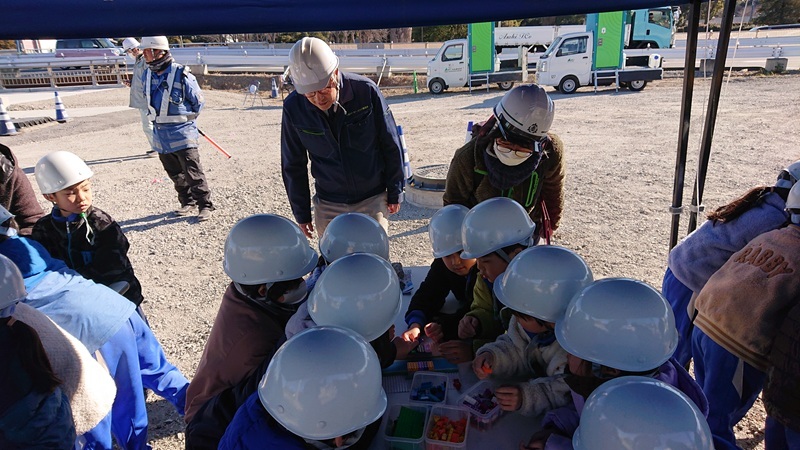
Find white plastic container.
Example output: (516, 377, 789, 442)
(409, 371, 448, 406)
(424, 404, 470, 450)
(383, 403, 429, 450)
(457, 380, 502, 430)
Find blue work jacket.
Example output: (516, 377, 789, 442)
(280, 71, 404, 224)
(143, 62, 205, 153)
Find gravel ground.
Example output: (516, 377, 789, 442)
(2, 72, 799, 449)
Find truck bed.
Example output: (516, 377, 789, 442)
(594, 67, 662, 83)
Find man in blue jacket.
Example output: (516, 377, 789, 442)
(281, 37, 404, 239)
(141, 36, 214, 222)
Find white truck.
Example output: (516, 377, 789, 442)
(425, 25, 588, 94)
(535, 12, 663, 94)
(426, 38, 528, 94)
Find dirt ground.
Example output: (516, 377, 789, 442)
(2, 71, 798, 449)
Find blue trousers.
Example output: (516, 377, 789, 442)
(692, 327, 765, 450)
(662, 267, 695, 367)
(80, 313, 189, 450)
(766, 416, 800, 450)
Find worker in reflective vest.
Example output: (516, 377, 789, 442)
(141, 36, 215, 222)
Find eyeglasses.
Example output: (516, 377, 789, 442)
(304, 77, 338, 99)
(496, 118, 542, 157)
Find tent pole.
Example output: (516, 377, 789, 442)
(687, 0, 738, 234)
(669, 0, 703, 250)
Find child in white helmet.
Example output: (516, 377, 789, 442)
(284, 213, 396, 344)
(570, 377, 714, 450)
(186, 252, 400, 449)
(664, 160, 800, 367)
(527, 278, 707, 449)
(184, 214, 318, 425)
(471, 246, 592, 417)
(31, 151, 146, 315)
(401, 205, 478, 346)
(303, 212, 391, 293)
(439, 197, 535, 364)
(691, 180, 800, 450)
(219, 326, 387, 450)
(0, 206, 189, 450)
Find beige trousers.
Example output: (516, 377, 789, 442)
(313, 192, 389, 238)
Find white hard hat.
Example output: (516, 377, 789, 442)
(122, 37, 140, 52)
(775, 160, 800, 189)
(787, 182, 800, 225)
(429, 204, 470, 258)
(460, 197, 535, 260)
(494, 246, 593, 322)
(289, 37, 339, 95)
(34, 151, 94, 195)
(308, 253, 401, 341)
(259, 326, 387, 440)
(555, 278, 679, 372)
(573, 376, 713, 450)
(494, 84, 554, 141)
(318, 213, 389, 263)
(140, 36, 170, 51)
(223, 214, 318, 285)
(0, 253, 26, 315)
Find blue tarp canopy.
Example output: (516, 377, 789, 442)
(3, 0, 685, 39)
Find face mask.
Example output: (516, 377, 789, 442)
(280, 279, 308, 305)
(493, 141, 532, 167)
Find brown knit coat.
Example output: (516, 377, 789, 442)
(442, 130, 565, 233)
(694, 225, 800, 371)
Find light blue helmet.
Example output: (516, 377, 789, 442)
(460, 197, 535, 260)
(308, 253, 401, 341)
(223, 214, 318, 285)
(318, 213, 389, 263)
(573, 376, 713, 450)
(555, 278, 678, 372)
(494, 246, 593, 322)
(429, 204, 470, 258)
(259, 326, 387, 440)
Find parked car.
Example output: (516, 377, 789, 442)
(55, 38, 123, 58)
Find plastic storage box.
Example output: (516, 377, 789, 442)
(458, 380, 502, 430)
(409, 371, 448, 406)
(383, 403, 429, 450)
(424, 404, 470, 450)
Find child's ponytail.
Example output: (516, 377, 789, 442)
(2, 317, 62, 393)
(707, 186, 773, 224)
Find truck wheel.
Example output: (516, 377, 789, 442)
(497, 81, 514, 91)
(558, 76, 579, 94)
(428, 78, 446, 95)
(628, 80, 647, 91)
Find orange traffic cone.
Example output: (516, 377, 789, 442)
(0, 98, 18, 136)
(54, 91, 70, 123)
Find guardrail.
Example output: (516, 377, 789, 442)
(0, 63, 128, 89)
(1, 37, 797, 90)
